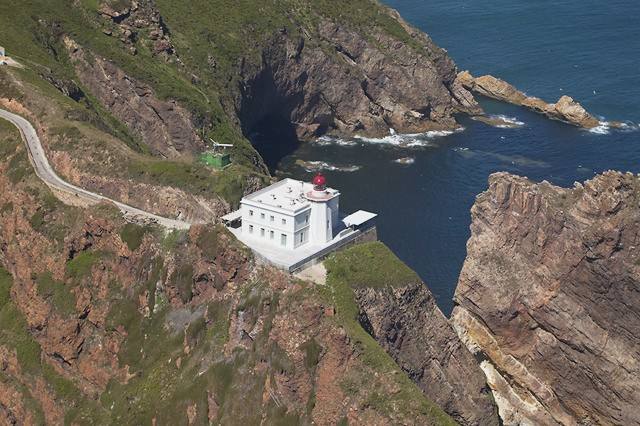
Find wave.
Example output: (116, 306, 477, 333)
(295, 160, 361, 172)
(588, 122, 611, 135)
(393, 156, 415, 165)
(313, 128, 462, 148)
(491, 115, 525, 128)
(353, 127, 463, 147)
(314, 136, 358, 147)
(588, 120, 639, 135)
(472, 114, 525, 129)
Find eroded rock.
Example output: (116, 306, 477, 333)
(354, 281, 500, 426)
(456, 71, 600, 128)
(452, 171, 640, 425)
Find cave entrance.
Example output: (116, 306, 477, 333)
(248, 114, 301, 174)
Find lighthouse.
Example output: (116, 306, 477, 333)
(305, 173, 339, 244)
(222, 173, 376, 272)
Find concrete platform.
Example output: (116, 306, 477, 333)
(228, 225, 376, 272)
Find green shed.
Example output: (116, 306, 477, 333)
(200, 152, 231, 169)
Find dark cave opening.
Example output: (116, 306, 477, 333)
(247, 114, 301, 174)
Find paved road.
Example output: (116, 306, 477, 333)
(0, 108, 191, 230)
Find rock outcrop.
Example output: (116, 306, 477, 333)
(456, 71, 601, 128)
(63, 37, 204, 158)
(0, 123, 457, 425)
(452, 171, 640, 425)
(98, 0, 176, 60)
(355, 280, 500, 426)
(326, 242, 499, 426)
(238, 12, 482, 140)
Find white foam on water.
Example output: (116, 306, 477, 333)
(393, 157, 415, 165)
(492, 115, 525, 128)
(298, 160, 361, 173)
(314, 135, 358, 146)
(354, 128, 462, 147)
(588, 121, 611, 135)
(587, 120, 639, 135)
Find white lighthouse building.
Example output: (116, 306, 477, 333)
(223, 173, 377, 271)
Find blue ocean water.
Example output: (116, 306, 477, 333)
(269, 1, 640, 314)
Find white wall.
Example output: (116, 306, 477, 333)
(241, 203, 312, 250)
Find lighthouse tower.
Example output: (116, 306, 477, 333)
(305, 173, 340, 244)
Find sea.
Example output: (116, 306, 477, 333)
(253, 0, 640, 314)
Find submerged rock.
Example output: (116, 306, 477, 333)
(457, 71, 600, 128)
(452, 171, 640, 425)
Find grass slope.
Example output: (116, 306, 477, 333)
(323, 242, 456, 425)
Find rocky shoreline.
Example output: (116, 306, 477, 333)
(456, 71, 603, 128)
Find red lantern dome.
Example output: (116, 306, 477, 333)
(312, 173, 327, 190)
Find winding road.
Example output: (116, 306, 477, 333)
(0, 108, 191, 230)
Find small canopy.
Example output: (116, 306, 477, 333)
(342, 210, 377, 227)
(221, 210, 242, 222)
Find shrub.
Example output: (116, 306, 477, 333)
(35, 272, 76, 317)
(120, 223, 151, 251)
(66, 251, 101, 281)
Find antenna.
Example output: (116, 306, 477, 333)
(208, 138, 234, 155)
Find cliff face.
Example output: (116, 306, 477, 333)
(20, 0, 480, 159)
(0, 121, 457, 425)
(354, 282, 499, 426)
(65, 37, 205, 159)
(452, 171, 640, 425)
(325, 242, 499, 425)
(239, 12, 480, 140)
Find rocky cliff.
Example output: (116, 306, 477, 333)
(326, 242, 499, 426)
(456, 71, 600, 128)
(237, 10, 481, 140)
(0, 118, 459, 424)
(452, 171, 640, 425)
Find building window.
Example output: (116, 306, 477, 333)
(249, 225, 253, 234)
(260, 213, 265, 219)
(305, 215, 309, 224)
(281, 234, 287, 246)
(282, 218, 286, 225)
(270, 230, 274, 240)
(249, 210, 254, 216)
(260, 228, 265, 237)
(270, 215, 274, 222)
(300, 231, 304, 243)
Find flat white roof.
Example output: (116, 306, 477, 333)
(343, 210, 377, 227)
(221, 210, 242, 222)
(242, 178, 339, 214)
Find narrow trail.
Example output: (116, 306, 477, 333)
(0, 108, 191, 230)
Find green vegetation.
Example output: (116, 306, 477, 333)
(196, 226, 220, 255)
(0, 0, 427, 206)
(127, 160, 266, 206)
(323, 243, 456, 424)
(66, 251, 102, 280)
(35, 272, 76, 317)
(325, 241, 419, 290)
(301, 337, 322, 371)
(0, 301, 42, 374)
(0, 268, 12, 310)
(42, 363, 81, 401)
(171, 264, 194, 304)
(119, 223, 152, 251)
(0, 268, 84, 413)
